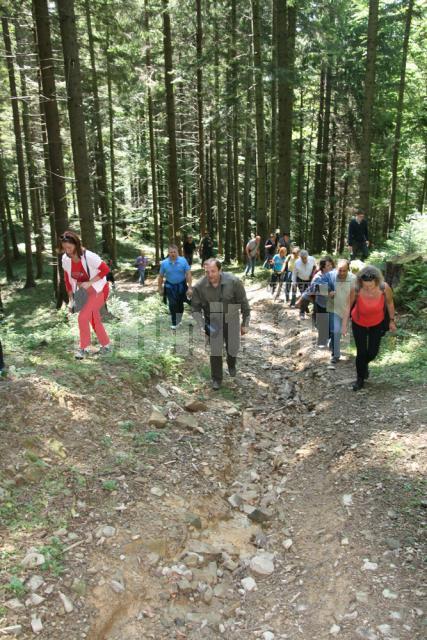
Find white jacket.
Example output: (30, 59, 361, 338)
(62, 249, 107, 294)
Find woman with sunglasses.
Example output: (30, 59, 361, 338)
(59, 231, 111, 359)
(343, 265, 396, 391)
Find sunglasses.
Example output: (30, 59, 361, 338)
(361, 273, 376, 281)
(60, 234, 76, 243)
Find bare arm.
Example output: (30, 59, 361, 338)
(157, 273, 164, 293)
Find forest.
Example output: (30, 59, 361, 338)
(0, 0, 425, 301)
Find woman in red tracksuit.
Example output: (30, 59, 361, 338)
(59, 230, 111, 359)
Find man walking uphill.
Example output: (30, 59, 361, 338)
(158, 245, 193, 329)
(348, 210, 369, 261)
(191, 259, 250, 390)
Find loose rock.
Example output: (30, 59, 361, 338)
(249, 552, 275, 576)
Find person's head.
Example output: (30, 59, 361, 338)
(337, 258, 350, 280)
(279, 246, 287, 257)
(255, 235, 261, 244)
(299, 249, 309, 264)
(270, 233, 276, 240)
(292, 247, 300, 258)
(168, 244, 179, 260)
(58, 230, 83, 258)
(319, 256, 335, 273)
(187, 234, 193, 241)
(283, 232, 290, 240)
(204, 258, 222, 285)
(356, 210, 365, 222)
(140, 249, 145, 256)
(356, 265, 383, 290)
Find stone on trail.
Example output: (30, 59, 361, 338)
(5, 598, 24, 610)
(0, 625, 22, 636)
(262, 632, 275, 640)
(282, 538, 293, 550)
(227, 493, 244, 508)
(21, 552, 45, 568)
(150, 486, 165, 497)
(330, 624, 341, 636)
(156, 384, 169, 398)
(342, 494, 353, 507)
(148, 409, 168, 429)
(356, 628, 378, 640)
(241, 576, 257, 592)
(361, 559, 378, 571)
(25, 593, 45, 607)
(71, 578, 87, 597)
(247, 508, 272, 524)
(382, 588, 398, 600)
(58, 591, 74, 613)
(26, 575, 44, 591)
(185, 398, 208, 412)
(175, 413, 205, 434)
(185, 540, 222, 561)
(249, 552, 275, 576)
(95, 525, 116, 539)
(377, 624, 392, 636)
(110, 580, 125, 594)
(30, 615, 43, 634)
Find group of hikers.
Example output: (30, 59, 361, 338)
(0, 210, 394, 392)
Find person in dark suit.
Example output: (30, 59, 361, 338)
(348, 211, 369, 261)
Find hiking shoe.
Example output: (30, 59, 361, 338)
(352, 377, 365, 391)
(228, 366, 237, 377)
(211, 379, 221, 391)
(75, 348, 89, 360)
(299, 313, 305, 320)
(330, 356, 339, 364)
(98, 345, 112, 355)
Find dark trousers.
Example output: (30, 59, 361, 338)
(313, 302, 329, 346)
(164, 281, 187, 326)
(352, 320, 383, 379)
(0, 339, 4, 370)
(184, 253, 194, 266)
(209, 322, 238, 382)
(291, 277, 311, 309)
(351, 242, 369, 261)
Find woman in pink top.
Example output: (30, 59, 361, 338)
(343, 265, 396, 391)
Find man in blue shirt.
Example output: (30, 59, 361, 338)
(158, 245, 193, 329)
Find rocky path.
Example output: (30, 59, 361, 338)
(0, 280, 425, 640)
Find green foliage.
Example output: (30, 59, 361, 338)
(394, 260, 427, 312)
(38, 538, 64, 576)
(102, 479, 118, 492)
(5, 577, 26, 597)
(369, 215, 427, 267)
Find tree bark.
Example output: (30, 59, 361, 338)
(57, 0, 96, 251)
(358, 0, 379, 217)
(33, 0, 69, 305)
(311, 66, 325, 250)
(327, 105, 337, 253)
(213, 0, 223, 254)
(105, 32, 117, 264)
(232, 0, 242, 262)
(251, 0, 268, 252)
(0, 144, 19, 259)
(313, 64, 332, 253)
(196, 0, 206, 236)
(0, 151, 14, 280)
(295, 88, 304, 246)
(338, 147, 350, 254)
(144, 2, 161, 264)
(387, 0, 414, 233)
(277, 1, 296, 233)
(2, 16, 35, 288)
(162, 0, 181, 248)
(269, 0, 278, 231)
(84, 0, 113, 256)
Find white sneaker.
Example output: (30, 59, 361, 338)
(75, 348, 89, 360)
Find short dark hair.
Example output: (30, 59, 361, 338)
(204, 258, 222, 270)
(319, 255, 335, 271)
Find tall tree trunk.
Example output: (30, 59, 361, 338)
(213, 0, 223, 254)
(417, 141, 427, 213)
(251, 0, 268, 252)
(196, 0, 206, 236)
(277, 1, 296, 233)
(269, 0, 278, 230)
(0, 152, 14, 280)
(162, 0, 181, 247)
(16, 24, 44, 278)
(232, 0, 242, 262)
(105, 33, 117, 264)
(57, 0, 96, 250)
(359, 0, 379, 216)
(33, 0, 69, 305)
(327, 106, 337, 253)
(84, 0, 113, 256)
(295, 88, 304, 246)
(313, 64, 332, 253)
(387, 0, 414, 233)
(338, 146, 350, 254)
(225, 134, 233, 263)
(243, 86, 253, 245)
(0, 144, 19, 259)
(144, 2, 161, 264)
(311, 66, 325, 250)
(2, 16, 35, 288)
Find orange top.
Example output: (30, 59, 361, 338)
(351, 291, 385, 327)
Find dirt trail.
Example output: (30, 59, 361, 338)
(0, 279, 425, 640)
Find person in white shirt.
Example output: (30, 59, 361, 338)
(291, 250, 316, 318)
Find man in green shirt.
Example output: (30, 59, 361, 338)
(191, 259, 250, 390)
